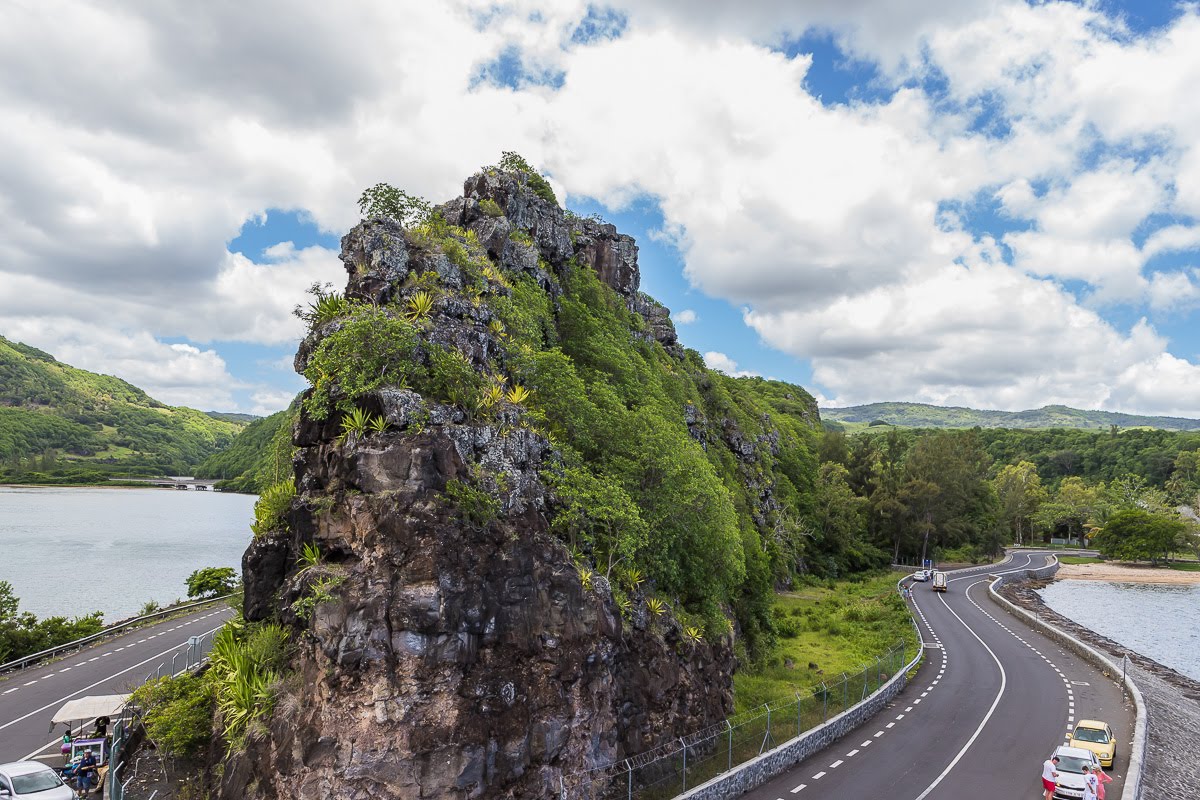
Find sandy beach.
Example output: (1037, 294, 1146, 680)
(1056, 561, 1200, 584)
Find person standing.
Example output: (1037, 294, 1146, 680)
(75, 747, 98, 797)
(1094, 764, 1113, 800)
(1041, 755, 1060, 800)
(1082, 764, 1100, 800)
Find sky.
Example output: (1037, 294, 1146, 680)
(1, 0, 1199, 417)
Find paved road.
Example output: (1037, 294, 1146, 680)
(0, 604, 233, 763)
(744, 552, 1137, 800)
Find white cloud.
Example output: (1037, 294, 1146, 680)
(674, 309, 698, 325)
(0, 0, 1198, 417)
(703, 351, 758, 378)
(0, 316, 240, 410)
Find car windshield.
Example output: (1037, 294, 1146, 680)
(1074, 727, 1109, 744)
(1056, 755, 1091, 774)
(10, 769, 66, 793)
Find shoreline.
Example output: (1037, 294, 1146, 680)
(1056, 562, 1200, 584)
(1002, 577, 1200, 796)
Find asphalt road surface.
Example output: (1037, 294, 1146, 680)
(0, 603, 233, 764)
(743, 552, 1137, 800)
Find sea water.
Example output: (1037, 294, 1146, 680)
(1038, 579, 1200, 681)
(0, 486, 256, 621)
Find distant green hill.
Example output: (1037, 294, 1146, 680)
(196, 404, 297, 493)
(206, 411, 260, 424)
(0, 335, 245, 481)
(821, 402, 1200, 431)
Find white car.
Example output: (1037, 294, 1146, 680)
(0, 761, 74, 799)
(1049, 745, 1103, 800)
(911, 570, 931, 582)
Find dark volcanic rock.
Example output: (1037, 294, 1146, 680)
(222, 169, 734, 800)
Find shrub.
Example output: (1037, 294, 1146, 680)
(509, 229, 534, 246)
(498, 152, 558, 205)
(251, 478, 296, 538)
(358, 183, 431, 226)
(291, 575, 345, 621)
(130, 674, 214, 759)
(478, 198, 504, 217)
(185, 567, 237, 598)
(207, 622, 292, 749)
(445, 478, 500, 527)
(302, 308, 420, 419)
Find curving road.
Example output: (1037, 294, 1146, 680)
(743, 552, 1137, 800)
(0, 604, 233, 764)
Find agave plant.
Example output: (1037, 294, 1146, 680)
(367, 414, 390, 435)
(505, 384, 531, 405)
(338, 407, 371, 443)
(647, 597, 667, 617)
(405, 290, 435, 321)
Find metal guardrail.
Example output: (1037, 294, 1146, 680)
(0, 594, 232, 674)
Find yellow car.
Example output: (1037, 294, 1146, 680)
(1069, 719, 1117, 767)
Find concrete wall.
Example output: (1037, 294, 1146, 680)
(676, 644, 921, 800)
(987, 560, 1147, 800)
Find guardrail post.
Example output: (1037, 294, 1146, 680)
(820, 682, 827, 722)
(680, 737, 687, 792)
(625, 758, 632, 800)
(796, 692, 802, 735)
(725, 719, 732, 771)
(841, 672, 848, 711)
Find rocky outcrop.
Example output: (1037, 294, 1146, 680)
(223, 170, 734, 800)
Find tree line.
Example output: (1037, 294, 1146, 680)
(819, 427, 1200, 565)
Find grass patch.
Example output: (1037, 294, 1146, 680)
(1057, 555, 1103, 564)
(1167, 561, 1200, 571)
(732, 572, 919, 714)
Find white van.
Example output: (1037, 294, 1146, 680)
(931, 571, 947, 592)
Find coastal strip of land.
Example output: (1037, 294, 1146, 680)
(1056, 562, 1200, 584)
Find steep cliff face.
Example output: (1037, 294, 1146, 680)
(224, 169, 763, 799)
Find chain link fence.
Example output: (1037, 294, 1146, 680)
(561, 640, 909, 799)
(106, 627, 220, 799)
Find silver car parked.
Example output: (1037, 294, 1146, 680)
(0, 761, 75, 800)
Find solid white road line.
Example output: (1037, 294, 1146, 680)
(911, 579, 1009, 800)
(0, 624, 224, 735)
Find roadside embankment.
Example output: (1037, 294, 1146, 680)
(1000, 578, 1200, 797)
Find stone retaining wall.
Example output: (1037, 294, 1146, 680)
(676, 643, 921, 800)
(987, 559, 1147, 800)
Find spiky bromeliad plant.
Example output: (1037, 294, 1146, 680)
(338, 406, 371, 443)
(405, 290, 435, 322)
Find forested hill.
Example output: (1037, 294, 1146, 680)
(0, 335, 244, 480)
(822, 401, 1200, 431)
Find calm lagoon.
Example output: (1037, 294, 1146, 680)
(1039, 578, 1200, 682)
(0, 486, 256, 621)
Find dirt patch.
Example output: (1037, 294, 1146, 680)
(1056, 563, 1200, 584)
